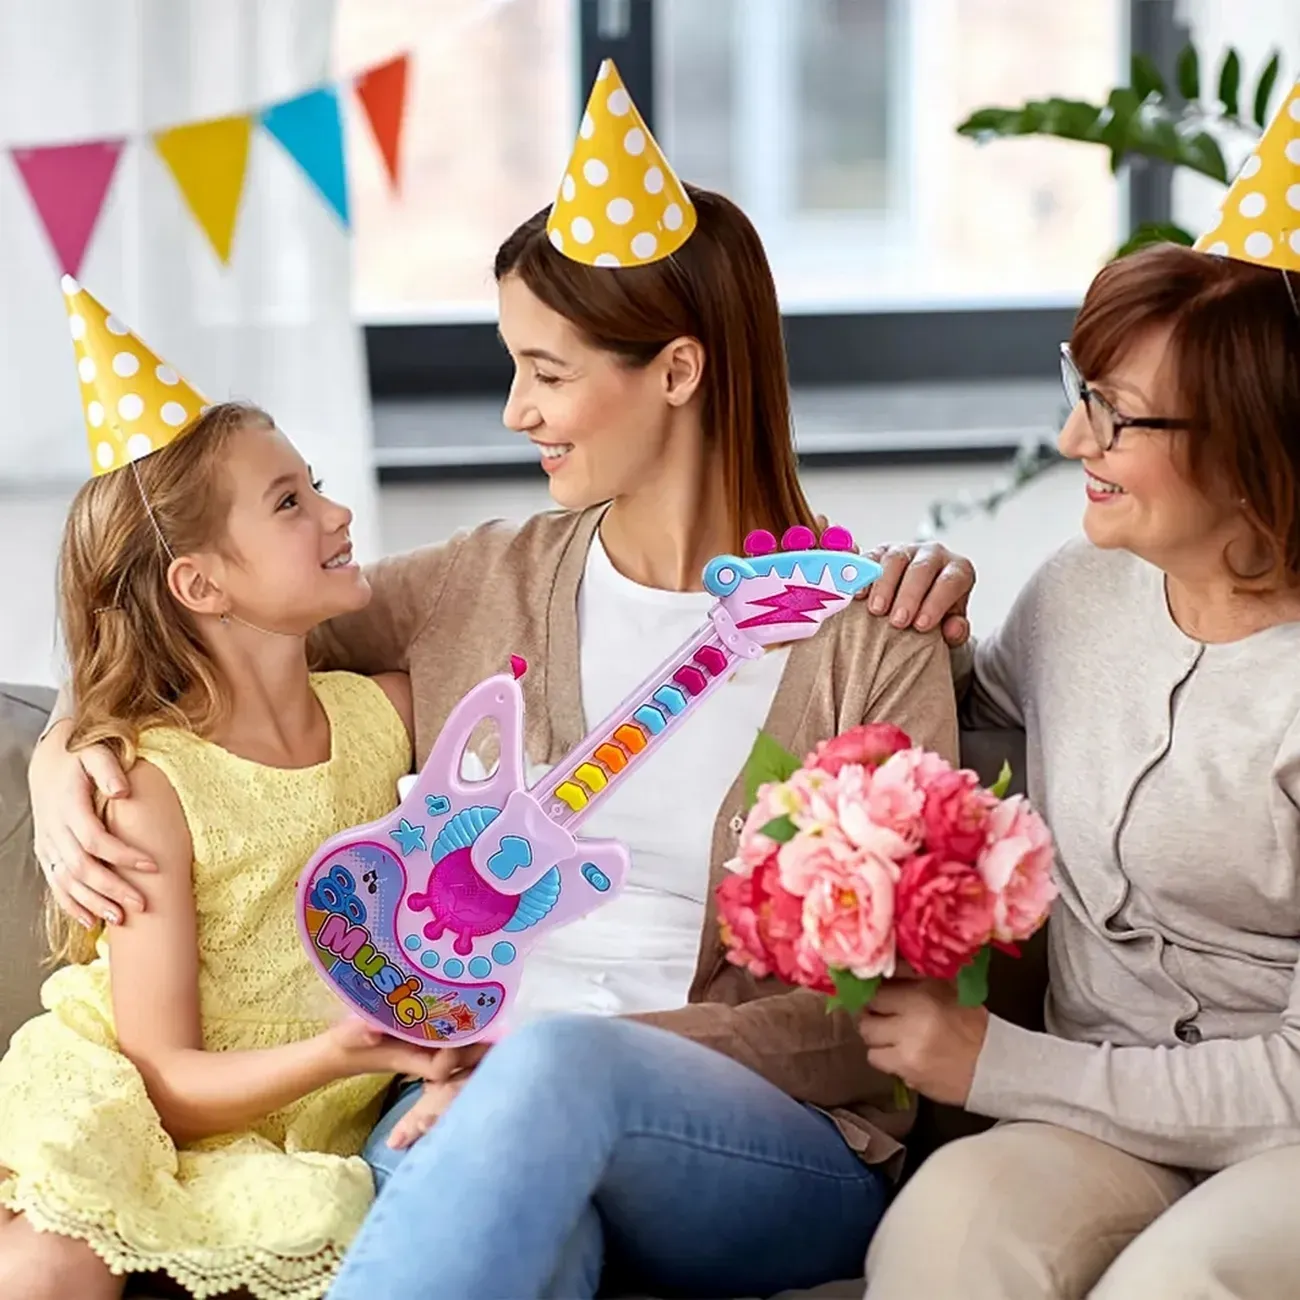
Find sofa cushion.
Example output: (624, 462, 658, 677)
(0, 685, 56, 1050)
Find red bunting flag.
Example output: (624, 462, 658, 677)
(11, 140, 124, 277)
(354, 53, 410, 192)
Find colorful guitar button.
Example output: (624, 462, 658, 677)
(695, 645, 728, 675)
(554, 780, 588, 811)
(652, 685, 687, 715)
(633, 705, 666, 735)
(673, 665, 707, 696)
(574, 762, 608, 793)
(594, 742, 628, 773)
(614, 723, 647, 753)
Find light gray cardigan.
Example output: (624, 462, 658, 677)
(963, 538, 1300, 1172)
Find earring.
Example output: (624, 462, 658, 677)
(219, 612, 231, 626)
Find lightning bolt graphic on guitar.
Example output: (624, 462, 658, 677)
(296, 525, 881, 1045)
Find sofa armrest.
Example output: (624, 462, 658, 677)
(0, 686, 59, 1048)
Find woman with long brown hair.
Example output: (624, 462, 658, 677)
(31, 64, 957, 1298)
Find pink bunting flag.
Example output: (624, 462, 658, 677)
(11, 140, 125, 277)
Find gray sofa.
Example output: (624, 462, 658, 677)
(0, 684, 1043, 1300)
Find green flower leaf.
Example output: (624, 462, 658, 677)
(988, 760, 1013, 800)
(956, 947, 992, 1008)
(1175, 44, 1200, 101)
(743, 731, 801, 808)
(758, 815, 797, 843)
(826, 970, 881, 1017)
(1253, 51, 1281, 129)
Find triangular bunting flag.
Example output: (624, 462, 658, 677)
(354, 53, 410, 191)
(153, 114, 253, 264)
(260, 86, 349, 227)
(12, 140, 124, 277)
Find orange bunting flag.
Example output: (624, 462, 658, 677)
(354, 52, 410, 191)
(153, 114, 254, 264)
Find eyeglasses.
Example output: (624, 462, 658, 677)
(1059, 343, 1191, 453)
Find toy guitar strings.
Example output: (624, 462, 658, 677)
(296, 525, 882, 1045)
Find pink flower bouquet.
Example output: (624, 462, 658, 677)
(717, 724, 1057, 1092)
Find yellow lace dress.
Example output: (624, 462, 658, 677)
(0, 672, 410, 1300)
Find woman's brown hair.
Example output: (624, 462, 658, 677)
(494, 185, 816, 550)
(50, 401, 270, 963)
(1071, 242, 1300, 585)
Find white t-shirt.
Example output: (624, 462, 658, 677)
(511, 534, 788, 1021)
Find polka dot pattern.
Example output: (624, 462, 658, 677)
(1194, 77, 1300, 273)
(546, 58, 696, 267)
(61, 279, 209, 477)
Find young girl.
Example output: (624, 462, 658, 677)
(0, 358, 442, 1297)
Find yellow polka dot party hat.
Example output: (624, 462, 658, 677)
(61, 274, 208, 476)
(546, 59, 696, 267)
(1195, 77, 1300, 272)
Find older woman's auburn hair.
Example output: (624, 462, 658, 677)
(1071, 242, 1300, 587)
(494, 185, 817, 551)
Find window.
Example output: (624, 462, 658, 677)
(335, 0, 578, 323)
(657, 0, 1125, 311)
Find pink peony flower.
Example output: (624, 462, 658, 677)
(920, 767, 996, 864)
(860, 751, 928, 848)
(801, 855, 897, 979)
(777, 826, 857, 896)
(807, 723, 913, 776)
(717, 868, 772, 979)
(978, 796, 1058, 942)
(894, 853, 996, 980)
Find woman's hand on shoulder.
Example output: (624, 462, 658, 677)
(859, 542, 975, 648)
(29, 718, 154, 929)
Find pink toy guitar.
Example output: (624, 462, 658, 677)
(296, 525, 881, 1045)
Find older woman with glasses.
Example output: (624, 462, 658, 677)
(857, 238, 1300, 1299)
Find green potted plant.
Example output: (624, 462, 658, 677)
(957, 46, 1284, 253)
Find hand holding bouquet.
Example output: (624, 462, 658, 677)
(716, 723, 1056, 1105)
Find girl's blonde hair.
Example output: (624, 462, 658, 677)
(49, 401, 272, 964)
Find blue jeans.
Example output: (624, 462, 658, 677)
(328, 1015, 888, 1300)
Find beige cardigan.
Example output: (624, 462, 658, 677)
(316, 506, 959, 1169)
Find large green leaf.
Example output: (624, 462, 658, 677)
(827, 970, 881, 1016)
(1116, 221, 1197, 258)
(1218, 48, 1242, 118)
(956, 98, 1103, 144)
(1254, 51, 1281, 129)
(758, 815, 797, 843)
(1131, 53, 1166, 102)
(1098, 87, 1142, 172)
(956, 947, 992, 1008)
(742, 731, 801, 808)
(1175, 44, 1200, 101)
(1174, 126, 1229, 183)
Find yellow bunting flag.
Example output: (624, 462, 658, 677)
(546, 59, 695, 267)
(1195, 78, 1300, 273)
(62, 276, 208, 477)
(153, 114, 254, 264)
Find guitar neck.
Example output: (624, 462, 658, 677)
(530, 622, 742, 830)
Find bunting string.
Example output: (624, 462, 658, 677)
(8, 52, 410, 277)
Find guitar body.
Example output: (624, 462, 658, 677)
(296, 526, 880, 1045)
(297, 673, 629, 1045)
